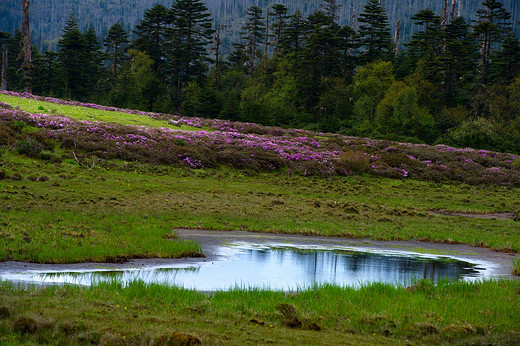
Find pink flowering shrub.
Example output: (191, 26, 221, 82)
(2, 92, 520, 186)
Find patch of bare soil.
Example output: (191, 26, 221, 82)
(429, 210, 517, 221)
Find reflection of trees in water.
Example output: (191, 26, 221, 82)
(245, 248, 477, 284)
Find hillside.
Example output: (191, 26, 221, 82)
(2, 91, 520, 188)
(1, 0, 519, 52)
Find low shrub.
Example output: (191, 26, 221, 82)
(337, 151, 370, 173)
(0, 123, 18, 145)
(16, 138, 45, 157)
(6, 121, 26, 133)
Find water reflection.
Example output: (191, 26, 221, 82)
(1, 246, 481, 291)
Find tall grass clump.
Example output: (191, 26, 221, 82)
(513, 258, 520, 276)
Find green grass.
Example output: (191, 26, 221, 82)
(2, 151, 520, 263)
(513, 258, 520, 276)
(0, 280, 519, 345)
(0, 94, 202, 131)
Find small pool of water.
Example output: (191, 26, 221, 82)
(1, 244, 484, 291)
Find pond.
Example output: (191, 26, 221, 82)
(0, 243, 485, 291)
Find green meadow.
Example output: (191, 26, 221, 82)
(1, 94, 519, 344)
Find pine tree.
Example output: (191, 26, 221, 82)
(270, 4, 289, 55)
(281, 11, 306, 61)
(321, 0, 342, 23)
(83, 27, 104, 97)
(338, 25, 358, 82)
(133, 4, 171, 74)
(473, 0, 512, 83)
(303, 11, 341, 79)
(491, 32, 520, 84)
(407, 9, 443, 60)
(438, 16, 477, 106)
(169, 0, 214, 104)
(358, 0, 392, 63)
(58, 14, 89, 99)
(241, 6, 265, 75)
(104, 22, 129, 79)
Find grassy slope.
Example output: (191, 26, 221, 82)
(0, 94, 201, 131)
(1, 94, 520, 345)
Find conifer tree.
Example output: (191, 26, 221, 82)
(304, 11, 341, 79)
(358, 0, 392, 63)
(438, 16, 477, 106)
(58, 14, 89, 99)
(241, 6, 265, 75)
(169, 0, 214, 103)
(407, 9, 443, 60)
(133, 4, 171, 74)
(270, 4, 289, 55)
(281, 10, 306, 61)
(84, 27, 104, 96)
(321, 0, 342, 23)
(104, 22, 129, 79)
(473, 0, 512, 83)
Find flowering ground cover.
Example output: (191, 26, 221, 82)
(1, 91, 520, 186)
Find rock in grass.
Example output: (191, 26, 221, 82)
(154, 332, 202, 345)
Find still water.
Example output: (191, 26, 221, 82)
(1, 244, 483, 291)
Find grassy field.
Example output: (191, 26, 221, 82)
(1, 93, 520, 344)
(0, 280, 519, 345)
(1, 152, 520, 263)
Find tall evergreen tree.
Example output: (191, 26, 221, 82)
(358, 0, 392, 63)
(473, 0, 512, 83)
(270, 4, 289, 55)
(437, 17, 477, 106)
(133, 4, 171, 75)
(84, 27, 104, 97)
(490, 32, 520, 83)
(241, 6, 265, 75)
(104, 22, 129, 79)
(281, 10, 306, 61)
(58, 14, 89, 100)
(304, 11, 341, 79)
(169, 0, 214, 103)
(321, 0, 342, 23)
(407, 9, 443, 60)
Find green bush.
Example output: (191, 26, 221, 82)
(16, 138, 45, 157)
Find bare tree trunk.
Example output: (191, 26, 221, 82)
(214, 25, 225, 86)
(394, 19, 401, 57)
(1, 51, 7, 91)
(264, 10, 269, 61)
(442, 0, 449, 28)
(22, 0, 32, 94)
(450, 0, 457, 21)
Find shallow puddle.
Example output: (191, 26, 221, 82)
(1, 244, 485, 291)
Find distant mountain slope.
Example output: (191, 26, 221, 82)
(1, 0, 519, 52)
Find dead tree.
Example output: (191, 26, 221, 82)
(394, 19, 401, 56)
(1, 51, 7, 91)
(22, 0, 32, 93)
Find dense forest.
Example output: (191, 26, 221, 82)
(1, 0, 519, 52)
(1, 0, 520, 154)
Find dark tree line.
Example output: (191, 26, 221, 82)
(1, 0, 520, 153)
